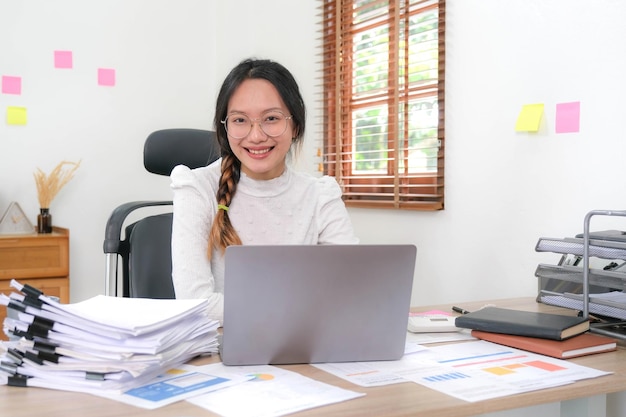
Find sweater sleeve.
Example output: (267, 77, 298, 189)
(315, 176, 359, 244)
(170, 164, 224, 324)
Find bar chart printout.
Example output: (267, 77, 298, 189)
(403, 340, 610, 402)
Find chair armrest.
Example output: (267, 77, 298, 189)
(103, 201, 172, 254)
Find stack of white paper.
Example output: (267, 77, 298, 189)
(0, 279, 219, 395)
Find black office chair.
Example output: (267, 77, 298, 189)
(103, 128, 221, 298)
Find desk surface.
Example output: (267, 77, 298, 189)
(2, 297, 626, 417)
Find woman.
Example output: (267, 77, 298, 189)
(170, 58, 358, 323)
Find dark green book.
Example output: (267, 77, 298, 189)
(454, 307, 590, 340)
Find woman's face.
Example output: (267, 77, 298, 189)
(225, 78, 295, 180)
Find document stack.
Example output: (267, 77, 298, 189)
(0, 279, 219, 394)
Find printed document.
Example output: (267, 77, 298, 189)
(187, 363, 364, 417)
(314, 340, 611, 402)
(95, 364, 249, 409)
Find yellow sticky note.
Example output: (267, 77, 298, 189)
(515, 103, 544, 132)
(7, 106, 27, 125)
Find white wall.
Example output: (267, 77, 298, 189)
(1, 0, 218, 299)
(2, 0, 626, 309)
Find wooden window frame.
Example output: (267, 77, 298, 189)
(319, 0, 445, 210)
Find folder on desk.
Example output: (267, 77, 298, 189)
(454, 306, 589, 340)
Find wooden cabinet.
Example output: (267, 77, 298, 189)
(0, 227, 70, 340)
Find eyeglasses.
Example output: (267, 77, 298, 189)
(221, 110, 292, 139)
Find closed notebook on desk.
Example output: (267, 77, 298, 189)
(471, 330, 617, 359)
(454, 307, 589, 340)
(220, 244, 417, 366)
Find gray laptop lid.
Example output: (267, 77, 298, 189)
(221, 244, 416, 365)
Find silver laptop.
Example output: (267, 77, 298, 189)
(220, 244, 417, 365)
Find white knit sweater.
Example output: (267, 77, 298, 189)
(170, 159, 358, 324)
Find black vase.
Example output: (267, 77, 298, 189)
(37, 208, 52, 233)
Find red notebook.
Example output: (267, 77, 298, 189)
(471, 330, 617, 359)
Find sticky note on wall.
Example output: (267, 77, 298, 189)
(1, 75, 22, 95)
(98, 68, 116, 86)
(54, 50, 73, 69)
(515, 103, 544, 132)
(7, 106, 27, 125)
(555, 101, 580, 133)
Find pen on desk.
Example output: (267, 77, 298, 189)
(452, 306, 470, 315)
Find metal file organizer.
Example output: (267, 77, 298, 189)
(535, 210, 626, 341)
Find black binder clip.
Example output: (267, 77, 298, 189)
(24, 351, 44, 365)
(36, 351, 60, 364)
(22, 295, 43, 309)
(11, 329, 31, 340)
(25, 321, 50, 339)
(7, 374, 30, 388)
(6, 348, 24, 364)
(86, 372, 106, 381)
(20, 283, 43, 299)
(33, 340, 58, 355)
(7, 300, 27, 314)
(0, 361, 18, 374)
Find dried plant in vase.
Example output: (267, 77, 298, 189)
(33, 160, 81, 233)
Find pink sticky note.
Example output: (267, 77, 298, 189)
(98, 68, 116, 86)
(555, 101, 580, 134)
(54, 50, 73, 69)
(409, 309, 451, 317)
(1, 75, 21, 95)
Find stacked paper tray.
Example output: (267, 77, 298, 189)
(535, 237, 626, 260)
(535, 264, 626, 291)
(535, 231, 626, 325)
(536, 218, 626, 341)
(539, 290, 626, 321)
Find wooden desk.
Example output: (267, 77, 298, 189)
(1, 298, 626, 417)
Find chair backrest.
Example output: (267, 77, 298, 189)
(143, 128, 220, 175)
(128, 213, 175, 298)
(104, 128, 220, 298)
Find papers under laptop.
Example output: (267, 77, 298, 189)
(220, 244, 417, 365)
